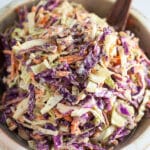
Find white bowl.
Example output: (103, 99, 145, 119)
(0, 0, 150, 150)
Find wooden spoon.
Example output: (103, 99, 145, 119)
(107, 0, 133, 31)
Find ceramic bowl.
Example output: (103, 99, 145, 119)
(0, 0, 150, 150)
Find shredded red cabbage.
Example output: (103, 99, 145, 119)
(27, 84, 35, 120)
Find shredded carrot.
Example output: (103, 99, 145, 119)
(35, 89, 44, 95)
(64, 114, 72, 122)
(53, 109, 72, 122)
(109, 45, 115, 54)
(59, 54, 85, 64)
(14, 62, 19, 77)
(32, 58, 42, 64)
(29, 72, 36, 83)
(146, 102, 150, 108)
(56, 71, 70, 77)
(18, 117, 25, 123)
(6, 98, 22, 106)
(10, 52, 15, 79)
(112, 55, 121, 65)
(35, 89, 44, 101)
(17, 60, 23, 71)
(39, 16, 49, 25)
(117, 39, 121, 45)
(42, 56, 48, 61)
(71, 118, 81, 135)
(3, 50, 16, 80)
(32, 56, 48, 64)
(36, 115, 45, 120)
(3, 50, 12, 55)
(136, 73, 143, 87)
(9, 121, 16, 129)
(91, 68, 97, 74)
(53, 109, 63, 118)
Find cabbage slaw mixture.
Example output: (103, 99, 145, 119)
(0, 0, 150, 150)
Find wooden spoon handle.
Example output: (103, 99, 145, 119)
(107, 0, 132, 31)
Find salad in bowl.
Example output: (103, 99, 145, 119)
(0, 0, 150, 150)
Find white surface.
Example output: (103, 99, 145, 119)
(0, 0, 150, 20)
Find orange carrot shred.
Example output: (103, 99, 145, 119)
(53, 109, 63, 118)
(32, 58, 42, 64)
(3, 50, 12, 55)
(71, 118, 81, 135)
(36, 115, 45, 120)
(29, 72, 36, 83)
(64, 115, 72, 122)
(53, 109, 72, 122)
(6, 98, 22, 106)
(39, 16, 49, 25)
(146, 102, 150, 108)
(112, 55, 121, 65)
(35, 89, 44, 95)
(3, 50, 16, 80)
(18, 117, 24, 123)
(59, 55, 85, 64)
(56, 71, 70, 77)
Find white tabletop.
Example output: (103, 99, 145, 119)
(0, 0, 150, 20)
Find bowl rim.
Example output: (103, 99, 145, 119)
(130, 7, 150, 32)
(0, 0, 149, 150)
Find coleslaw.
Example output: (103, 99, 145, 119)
(0, 0, 150, 150)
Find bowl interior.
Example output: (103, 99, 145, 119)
(0, 0, 150, 149)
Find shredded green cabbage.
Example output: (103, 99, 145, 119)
(41, 94, 63, 114)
